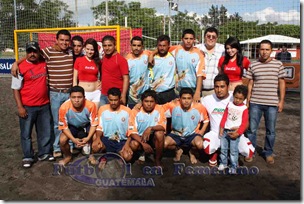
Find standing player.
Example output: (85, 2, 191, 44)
(125, 36, 150, 109)
(100, 35, 129, 106)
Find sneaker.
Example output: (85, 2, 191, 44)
(208, 159, 217, 167)
(82, 143, 91, 155)
(266, 155, 274, 164)
(229, 168, 237, 175)
(38, 154, 55, 161)
(22, 160, 33, 168)
(53, 151, 62, 158)
(244, 156, 253, 163)
(218, 164, 227, 171)
(70, 148, 80, 154)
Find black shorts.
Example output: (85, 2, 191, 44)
(167, 133, 200, 147)
(157, 88, 177, 105)
(68, 124, 90, 139)
(102, 137, 126, 153)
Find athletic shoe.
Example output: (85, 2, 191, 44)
(229, 168, 237, 175)
(22, 160, 33, 168)
(38, 154, 55, 161)
(53, 151, 62, 158)
(208, 159, 217, 167)
(218, 164, 227, 171)
(266, 155, 274, 164)
(244, 156, 253, 163)
(82, 143, 91, 155)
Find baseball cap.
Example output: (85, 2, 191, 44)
(26, 41, 40, 52)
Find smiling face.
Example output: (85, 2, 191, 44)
(225, 45, 238, 59)
(102, 40, 116, 56)
(85, 44, 95, 59)
(204, 31, 218, 49)
(56, 34, 71, 51)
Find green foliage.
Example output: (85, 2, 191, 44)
(0, 0, 75, 50)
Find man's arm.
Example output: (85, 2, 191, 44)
(11, 57, 26, 77)
(194, 76, 203, 102)
(121, 74, 129, 105)
(13, 89, 27, 118)
(278, 78, 286, 112)
(246, 79, 254, 108)
(82, 126, 97, 144)
(73, 69, 79, 86)
(92, 130, 103, 153)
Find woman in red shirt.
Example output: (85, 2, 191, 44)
(218, 36, 250, 91)
(73, 38, 101, 108)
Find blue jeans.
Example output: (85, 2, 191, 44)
(99, 93, 109, 107)
(247, 103, 278, 157)
(49, 91, 70, 153)
(220, 130, 240, 169)
(19, 104, 52, 160)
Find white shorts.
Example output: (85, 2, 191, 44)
(85, 90, 101, 102)
(203, 131, 255, 157)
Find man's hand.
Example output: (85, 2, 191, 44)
(193, 92, 201, 103)
(278, 101, 284, 113)
(142, 143, 154, 154)
(120, 96, 127, 105)
(141, 127, 152, 143)
(92, 138, 102, 153)
(73, 138, 84, 148)
(11, 62, 19, 77)
(17, 107, 27, 118)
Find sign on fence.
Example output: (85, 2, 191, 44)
(0, 59, 15, 74)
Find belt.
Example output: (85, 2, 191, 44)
(50, 88, 70, 93)
(202, 88, 213, 91)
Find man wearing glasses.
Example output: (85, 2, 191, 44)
(196, 27, 225, 97)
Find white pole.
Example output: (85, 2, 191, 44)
(124, 17, 128, 27)
(75, 0, 78, 27)
(14, 0, 17, 29)
(168, 0, 171, 39)
(92, 0, 95, 26)
(106, 0, 109, 26)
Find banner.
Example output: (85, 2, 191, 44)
(0, 58, 15, 74)
(284, 63, 300, 89)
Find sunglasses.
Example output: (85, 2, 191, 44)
(206, 35, 217, 40)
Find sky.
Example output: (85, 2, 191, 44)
(61, 0, 301, 26)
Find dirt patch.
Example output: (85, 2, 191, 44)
(0, 76, 300, 200)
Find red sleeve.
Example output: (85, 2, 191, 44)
(220, 105, 229, 128)
(242, 57, 250, 70)
(218, 56, 224, 68)
(237, 107, 249, 135)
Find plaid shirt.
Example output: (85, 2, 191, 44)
(195, 43, 225, 90)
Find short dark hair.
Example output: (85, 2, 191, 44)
(259, 40, 273, 49)
(182, 29, 195, 38)
(157, 34, 170, 45)
(107, 87, 121, 98)
(179, 87, 194, 98)
(130, 36, 143, 45)
(102, 35, 116, 44)
(56, 29, 71, 40)
(72, 35, 84, 44)
(204, 27, 219, 37)
(141, 89, 157, 101)
(233, 85, 248, 99)
(70, 85, 85, 96)
(214, 74, 229, 86)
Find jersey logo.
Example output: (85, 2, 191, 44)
(121, 117, 126, 122)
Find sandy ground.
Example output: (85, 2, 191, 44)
(0, 76, 301, 200)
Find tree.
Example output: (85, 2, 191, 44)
(0, 0, 75, 51)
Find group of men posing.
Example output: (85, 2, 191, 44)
(11, 27, 285, 171)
